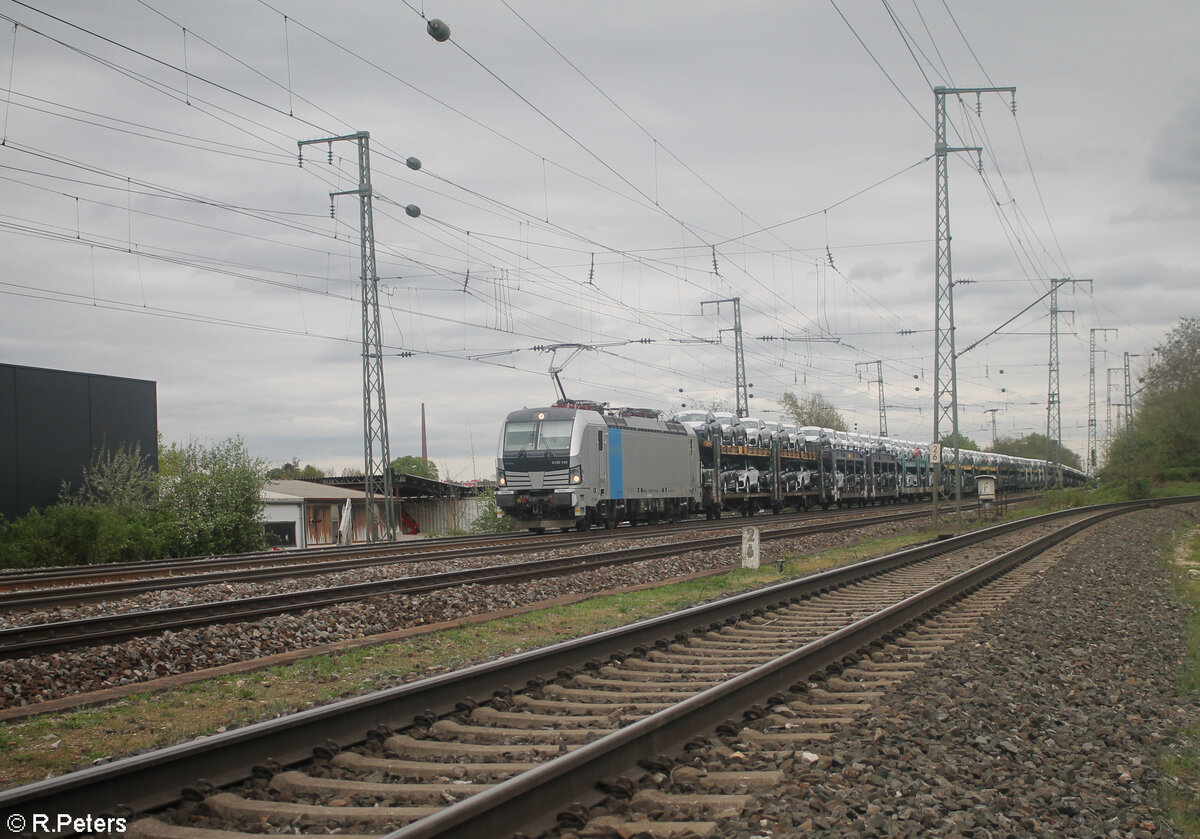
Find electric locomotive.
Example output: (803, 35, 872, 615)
(495, 400, 703, 532)
(495, 402, 1089, 531)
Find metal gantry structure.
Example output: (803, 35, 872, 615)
(299, 131, 420, 542)
(1087, 327, 1117, 475)
(702, 297, 748, 417)
(1124, 352, 1137, 429)
(1107, 366, 1124, 440)
(1045, 278, 1091, 487)
(983, 407, 1000, 449)
(932, 85, 1013, 525)
(856, 360, 887, 437)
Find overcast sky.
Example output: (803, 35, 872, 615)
(1, 1, 1196, 480)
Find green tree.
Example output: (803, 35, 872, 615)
(390, 455, 440, 481)
(59, 440, 158, 511)
(467, 486, 515, 534)
(1, 441, 170, 567)
(1, 437, 272, 567)
(1104, 317, 1200, 486)
(780, 391, 847, 430)
(939, 433, 980, 452)
(992, 432, 1082, 470)
(266, 458, 326, 481)
(159, 436, 268, 556)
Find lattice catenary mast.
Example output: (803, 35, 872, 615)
(855, 360, 887, 437)
(932, 85, 1013, 525)
(1046, 278, 1091, 487)
(1088, 327, 1117, 475)
(298, 132, 422, 541)
(702, 297, 748, 417)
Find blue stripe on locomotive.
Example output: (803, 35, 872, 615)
(608, 427, 623, 499)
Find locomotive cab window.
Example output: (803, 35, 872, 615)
(503, 419, 574, 453)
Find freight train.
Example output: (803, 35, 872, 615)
(495, 400, 1087, 532)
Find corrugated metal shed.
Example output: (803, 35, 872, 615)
(262, 480, 371, 548)
(266, 480, 366, 501)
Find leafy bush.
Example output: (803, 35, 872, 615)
(1126, 477, 1152, 500)
(1161, 467, 1200, 483)
(1104, 318, 1200, 490)
(158, 436, 268, 556)
(0, 506, 171, 568)
(468, 487, 516, 534)
(0, 436, 269, 568)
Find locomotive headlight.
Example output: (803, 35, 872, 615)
(569, 465, 583, 484)
(497, 470, 507, 487)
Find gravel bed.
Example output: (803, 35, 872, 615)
(0, 520, 914, 708)
(0, 520, 856, 630)
(653, 503, 1200, 839)
(0, 533, 694, 629)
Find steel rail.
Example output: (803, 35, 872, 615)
(0, 506, 943, 658)
(0, 536, 591, 613)
(2, 499, 1176, 831)
(0, 494, 1027, 597)
(385, 504, 1136, 839)
(0, 538, 487, 589)
(0, 534, 562, 605)
(0, 500, 951, 607)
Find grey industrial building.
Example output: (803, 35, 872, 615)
(0, 363, 158, 521)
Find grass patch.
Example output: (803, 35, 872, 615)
(1159, 524, 1200, 836)
(1071, 481, 1200, 506)
(0, 543, 878, 789)
(0, 499, 1156, 792)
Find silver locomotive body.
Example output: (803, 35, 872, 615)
(495, 405, 701, 532)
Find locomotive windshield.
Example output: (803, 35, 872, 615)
(503, 419, 574, 454)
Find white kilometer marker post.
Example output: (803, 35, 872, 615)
(741, 526, 761, 569)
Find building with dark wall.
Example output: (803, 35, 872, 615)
(0, 364, 158, 521)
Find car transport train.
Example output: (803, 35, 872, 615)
(495, 399, 1087, 533)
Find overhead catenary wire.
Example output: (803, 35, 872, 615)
(0, 1, 1088, 450)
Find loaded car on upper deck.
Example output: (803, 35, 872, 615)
(739, 416, 768, 447)
(670, 410, 719, 443)
(711, 411, 747, 445)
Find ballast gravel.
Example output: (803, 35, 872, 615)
(0, 520, 912, 708)
(661, 504, 1200, 839)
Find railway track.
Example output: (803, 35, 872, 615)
(0, 504, 943, 659)
(2, 498, 1176, 839)
(0, 496, 1035, 606)
(0, 533, 560, 601)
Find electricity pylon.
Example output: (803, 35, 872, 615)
(1088, 328, 1116, 475)
(299, 132, 421, 541)
(1046, 278, 1091, 487)
(856, 360, 887, 437)
(932, 85, 1013, 524)
(702, 297, 748, 417)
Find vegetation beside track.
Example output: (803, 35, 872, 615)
(0, 437, 269, 569)
(1159, 522, 1200, 837)
(1, 493, 1196, 799)
(0, 527, 934, 789)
